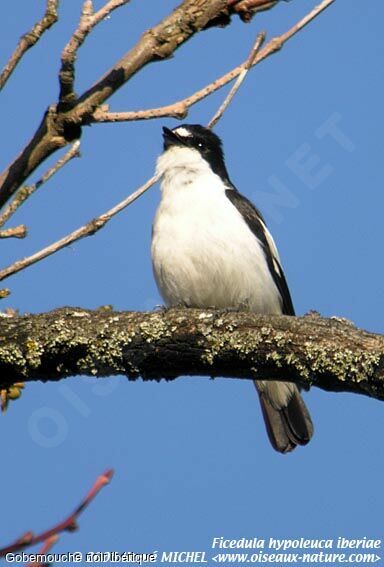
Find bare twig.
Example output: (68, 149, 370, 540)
(92, 0, 335, 124)
(208, 31, 266, 129)
(0, 1, 59, 91)
(0, 175, 159, 283)
(0, 469, 113, 557)
(59, 0, 132, 108)
(92, 102, 189, 123)
(0, 141, 80, 229)
(0, 225, 27, 239)
(27, 535, 59, 567)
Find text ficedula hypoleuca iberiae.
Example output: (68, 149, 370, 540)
(151, 124, 313, 453)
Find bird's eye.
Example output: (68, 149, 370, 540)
(197, 142, 204, 148)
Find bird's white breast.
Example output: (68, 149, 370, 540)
(152, 147, 282, 313)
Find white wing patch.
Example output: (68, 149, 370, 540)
(173, 127, 193, 138)
(260, 219, 282, 275)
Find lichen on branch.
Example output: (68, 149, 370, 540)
(0, 307, 383, 401)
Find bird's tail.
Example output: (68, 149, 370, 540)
(254, 380, 313, 453)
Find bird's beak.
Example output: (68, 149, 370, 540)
(162, 127, 184, 149)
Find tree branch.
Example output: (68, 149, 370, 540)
(0, 0, 230, 208)
(0, 0, 335, 283)
(94, 30, 267, 124)
(0, 105, 73, 211)
(91, 0, 335, 125)
(0, 26, 261, 281)
(27, 535, 59, 567)
(0, 225, 27, 239)
(0, 141, 80, 230)
(0, 0, 334, 209)
(207, 31, 266, 129)
(84, 0, 335, 122)
(0, 308, 383, 401)
(58, 0, 132, 109)
(0, 17, 258, 279)
(0, 0, 59, 91)
(0, 174, 159, 283)
(229, 0, 281, 22)
(0, 469, 113, 558)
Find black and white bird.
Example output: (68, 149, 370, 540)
(151, 124, 313, 453)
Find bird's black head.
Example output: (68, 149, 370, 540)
(162, 124, 231, 183)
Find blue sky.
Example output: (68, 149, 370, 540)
(1, 0, 383, 563)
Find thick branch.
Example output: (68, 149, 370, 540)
(0, 106, 73, 210)
(0, 308, 383, 400)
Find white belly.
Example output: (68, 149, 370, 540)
(151, 170, 282, 314)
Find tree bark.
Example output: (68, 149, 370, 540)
(0, 307, 383, 400)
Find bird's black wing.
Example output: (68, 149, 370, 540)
(225, 187, 295, 316)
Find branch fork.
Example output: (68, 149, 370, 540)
(0, 0, 335, 288)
